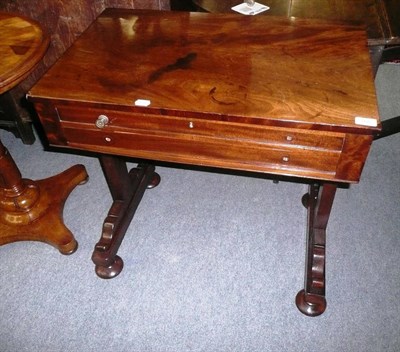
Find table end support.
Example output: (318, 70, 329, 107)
(92, 157, 160, 279)
(296, 183, 337, 317)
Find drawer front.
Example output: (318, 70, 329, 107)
(62, 126, 341, 178)
(56, 105, 345, 151)
(49, 104, 346, 180)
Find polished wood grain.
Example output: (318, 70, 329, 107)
(28, 9, 380, 314)
(30, 9, 379, 182)
(0, 1, 170, 93)
(192, 0, 400, 45)
(0, 12, 49, 94)
(0, 0, 170, 143)
(0, 12, 88, 254)
(193, 0, 400, 76)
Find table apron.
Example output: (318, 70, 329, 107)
(33, 101, 373, 183)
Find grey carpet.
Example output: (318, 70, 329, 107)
(0, 63, 399, 352)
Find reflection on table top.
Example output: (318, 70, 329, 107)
(0, 11, 49, 94)
(29, 9, 379, 132)
(192, 0, 400, 45)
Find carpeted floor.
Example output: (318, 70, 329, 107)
(0, 63, 399, 352)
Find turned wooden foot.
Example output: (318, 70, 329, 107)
(92, 156, 160, 279)
(95, 255, 124, 279)
(296, 289, 327, 317)
(296, 183, 337, 317)
(147, 172, 161, 189)
(0, 139, 88, 254)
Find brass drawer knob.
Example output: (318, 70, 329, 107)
(95, 114, 109, 129)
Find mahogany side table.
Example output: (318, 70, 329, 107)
(0, 12, 88, 254)
(28, 9, 380, 315)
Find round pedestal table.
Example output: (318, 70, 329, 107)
(0, 12, 88, 254)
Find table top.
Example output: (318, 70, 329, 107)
(193, 0, 400, 46)
(0, 12, 49, 94)
(29, 8, 379, 134)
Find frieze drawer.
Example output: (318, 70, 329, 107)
(32, 101, 373, 182)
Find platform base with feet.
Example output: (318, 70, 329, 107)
(0, 161, 88, 254)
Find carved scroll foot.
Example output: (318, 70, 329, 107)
(92, 158, 160, 279)
(296, 183, 337, 317)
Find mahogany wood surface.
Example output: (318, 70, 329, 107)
(0, 12, 49, 94)
(0, 0, 170, 144)
(192, 0, 400, 46)
(28, 9, 380, 314)
(0, 1, 169, 95)
(0, 12, 88, 254)
(192, 0, 400, 76)
(29, 9, 380, 181)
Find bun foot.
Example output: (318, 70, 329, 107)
(301, 192, 310, 208)
(95, 255, 124, 279)
(147, 172, 160, 189)
(58, 239, 78, 255)
(295, 289, 326, 317)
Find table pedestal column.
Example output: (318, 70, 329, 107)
(0, 139, 88, 254)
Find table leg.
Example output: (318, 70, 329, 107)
(296, 183, 337, 316)
(369, 45, 384, 78)
(92, 155, 160, 279)
(374, 115, 400, 140)
(0, 139, 88, 254)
